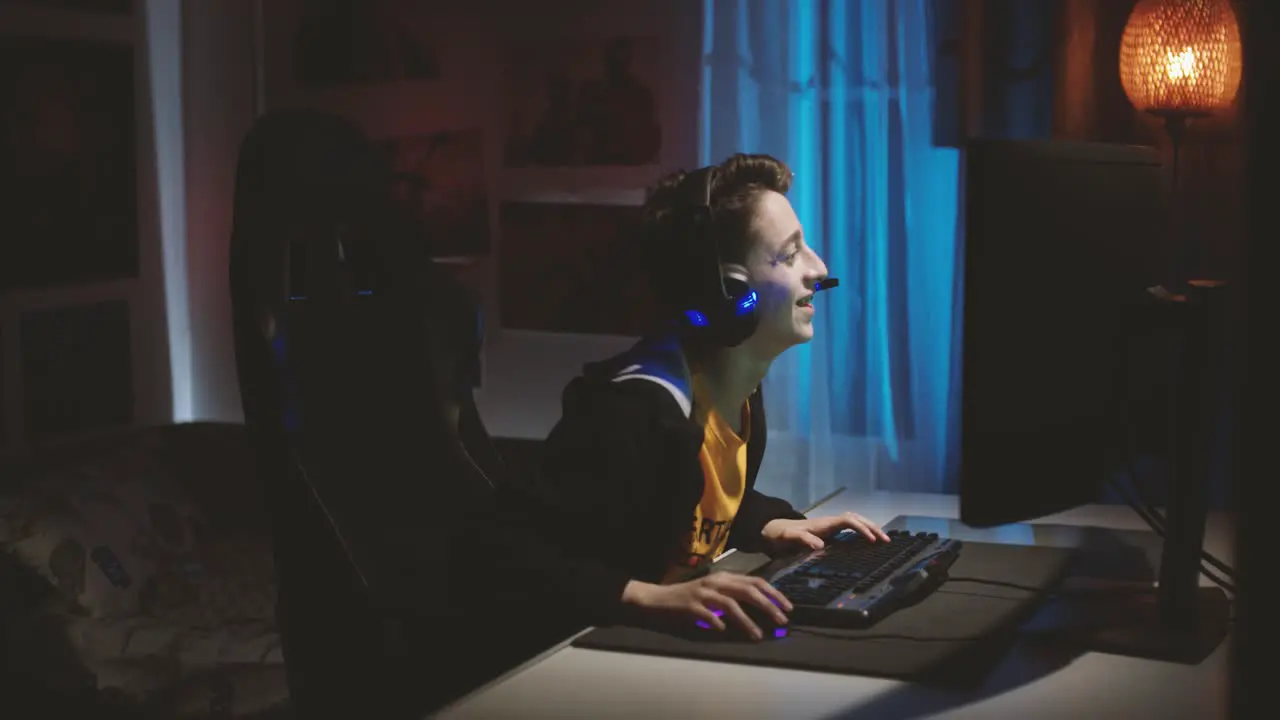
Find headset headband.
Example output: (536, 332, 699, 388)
(680, 166, 733, 303)
(671, 165, 760, 345)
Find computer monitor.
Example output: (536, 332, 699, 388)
(956, 139, 1230, 664)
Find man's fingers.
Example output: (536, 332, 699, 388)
(736, 585, 789, 625)
(843, 513, 888, 542)
(794, 530, 825, 550)
(710, 574, 794, 615)
(690, 602, 726, 631)
(751, 577, 794, 613)
(707, 592, 761, 640)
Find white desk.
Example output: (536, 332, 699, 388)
(435, 492, 1234, 719)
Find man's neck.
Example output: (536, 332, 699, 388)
(697, 342, 775, 417)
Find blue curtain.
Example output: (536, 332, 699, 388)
(701, 0, 962, 507)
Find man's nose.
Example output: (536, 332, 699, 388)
(806, 255, 829, 288)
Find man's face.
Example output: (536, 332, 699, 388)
(738, 190, 829, 357)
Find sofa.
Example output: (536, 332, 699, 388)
(0, 422, 291, 718)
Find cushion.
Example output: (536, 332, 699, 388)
(139, 532, 278, 629)
(66, 615, 287, 714)
(65, 616, 284, 669)
(1, 427, 208, 619)
(1, 424, 288, 718)
(79, 659, 291, 718)
(159, 664, 291, 718)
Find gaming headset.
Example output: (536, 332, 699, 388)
(673, 165, 838, 348)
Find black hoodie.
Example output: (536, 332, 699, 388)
(507, 334, 806, 591)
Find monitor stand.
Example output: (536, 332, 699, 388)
(1054, 281, 1233, 665)
(1059, 585, 1230, 664)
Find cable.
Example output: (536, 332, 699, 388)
(1197, 566, 1236, 595)
(786, 576, 1235, 644)
(945, 577, 1235, 622)
(945, 577, 1055, 593)
(784, 581, 1138, 645)
(789, 628, 989, 643)
(1106, 472, 1237, 594)
(1116, 462, 1236, 580)
(946, 577, 1159, 598)
(1117, 333, 1236, 587)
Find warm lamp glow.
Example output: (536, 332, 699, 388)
(1119, 0, 1242, 116)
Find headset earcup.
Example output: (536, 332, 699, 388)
(713, 275, 760, 347)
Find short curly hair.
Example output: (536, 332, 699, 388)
(641, 153, 793, 319)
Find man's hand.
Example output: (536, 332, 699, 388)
(621, 574, 792, 641)
(760, 512, 891, 555)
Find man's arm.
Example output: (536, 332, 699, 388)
(482, 379, 672, 617)
(475, 491, 634, 627)
(727, 490, 807, 554)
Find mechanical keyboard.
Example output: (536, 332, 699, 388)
(757, 528, 962, 629)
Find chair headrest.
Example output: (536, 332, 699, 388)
(229, 108, 484, 403)
(229, 109, 393, 325)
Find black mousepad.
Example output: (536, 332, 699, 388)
(572, 539, 1077, 682)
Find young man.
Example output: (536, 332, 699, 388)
(509, 153, 891, 640)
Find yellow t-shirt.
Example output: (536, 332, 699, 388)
(663, 374, 751, 584)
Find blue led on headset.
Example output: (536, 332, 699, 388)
(685, 310, 709, 326)
(735, 290, 758, 315)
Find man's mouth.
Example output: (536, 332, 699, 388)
(796, 295, 814, 307)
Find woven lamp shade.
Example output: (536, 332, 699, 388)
(1119, 0, 1242, 116)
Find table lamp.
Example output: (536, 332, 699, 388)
(1116, 0, 1240, 655)
(1119, 0, 1242, 187)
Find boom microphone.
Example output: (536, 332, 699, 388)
(815, 278, 840, 292)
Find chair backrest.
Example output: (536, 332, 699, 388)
(228, 108, 496, 712)
(228, 108, 378, 588)
(229, 107, 385, 528)
(276, 221, 495, 602)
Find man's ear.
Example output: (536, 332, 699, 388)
(722, 263, 750, 285)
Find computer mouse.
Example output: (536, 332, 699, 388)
(692, 603, 790, 641)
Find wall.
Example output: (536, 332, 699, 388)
(938, 0, 1245, 507)
(1050, 0, 1246, 284)
(176, 0, 261, 422)
(3, 0, 700, 441)
(1050, 0, 1245, 507)
(939, 0, 1246, 282)
(0, 0, 257, 450)
(257, 0, 703, 438)
(99, 0, 263, 431)
(0, 0, 172, 454)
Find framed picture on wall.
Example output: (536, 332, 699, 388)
(502, 35, 664, 169)
(0, 37, 137, 294)
(20, 299, 133, 442)
(498, 202, 655, 337)
(291, 0, 439, 91)
(380, 129, 490, 258)
(262, 0, 470, 106)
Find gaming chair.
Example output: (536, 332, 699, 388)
(228, 109, 501, 717)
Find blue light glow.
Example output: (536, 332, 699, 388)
(699, 0, 961, 494)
